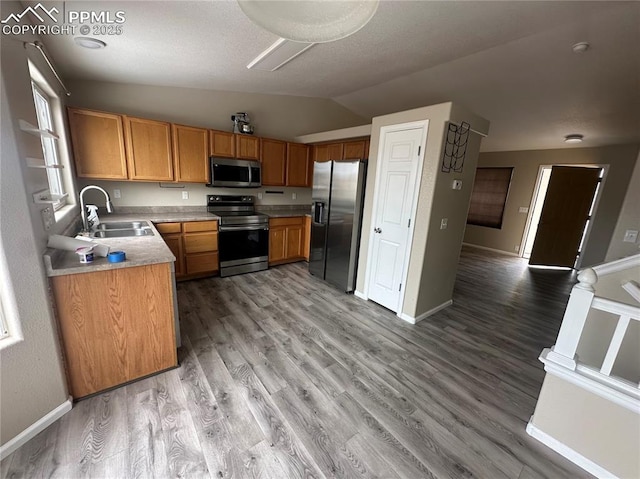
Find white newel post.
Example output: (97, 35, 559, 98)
(545, 268, 597, 370)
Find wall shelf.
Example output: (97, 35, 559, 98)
(19, 119, 59, 140)
(26, 157, 64, 169)
(32, 189, 68, 205)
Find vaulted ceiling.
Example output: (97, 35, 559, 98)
(23, 1, 640, 151)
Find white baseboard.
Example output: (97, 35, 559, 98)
(462, 242, 520, 257)
(354, 290, 367, 300)
(526, 420, 617, 479)
(0, 396, 72, 461)
(398, 300, 453, 324)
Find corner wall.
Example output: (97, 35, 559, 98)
(356, 102, 489, 320)
(606, 150, 640, 261)
(463, 144, 639, 266)
(529, 373, 640, 478)
(0, 2, 71, 447)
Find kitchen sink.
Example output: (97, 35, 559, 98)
(96, 221, 146, 230)
(91, 228, 154, 238)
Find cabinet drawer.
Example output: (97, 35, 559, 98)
(186, 252, 219, 274)
(183, 220, 218, 233)
(184, 232, 218, 253)
(270, 216, 304, 227)
(155, 222, 182, 234)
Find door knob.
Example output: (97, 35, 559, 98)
(374, 227, 382, 233)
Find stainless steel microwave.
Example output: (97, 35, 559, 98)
(207, 157, 261, 188)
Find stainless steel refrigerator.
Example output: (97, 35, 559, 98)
(309, 160, 367, 292)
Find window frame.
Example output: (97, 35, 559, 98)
(466, 166, 514, 229)
(31, 81, 66, 211)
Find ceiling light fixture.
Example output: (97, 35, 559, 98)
(237, 0, 379, 43)
(572, 41, 590, 53)
(73, 37, 107, 49)
(564, 134, 584, 144)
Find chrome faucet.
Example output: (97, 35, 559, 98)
(79, 185, 113, 232)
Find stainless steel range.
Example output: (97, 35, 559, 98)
(207, 195, 269, 277)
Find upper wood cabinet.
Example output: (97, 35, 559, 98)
(287, 142, 310, 187)
(124, 116, 174, 181)
(261, 138, 287, 186)
(343, 140, 367, 160)
(313, 143, 344, 162)
(209, 129, 235, 158)
(172, 124, 209, 183)
(67, 108, 128, 179)
(235, 135, 260, 160)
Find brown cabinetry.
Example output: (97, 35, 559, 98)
(287, 142, 310, 187)
(172, 124, 209, 183)
(313, 143, 344, 163)
(209, 130, 235, 158)
(235, 135, 260, 160)
(269, 217, 305, 266)
(51, 263, 177, 398)
(156, 220, 219, 280)
(124, 116, 174, 181)
(67, 108, 128, 179)
(343, 140, 368, 160)
(304, 215, 311, 261)
(261, 138, 287, 186)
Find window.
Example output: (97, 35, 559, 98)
(467, 167, 513, 229)
(31, 82, 66, 210)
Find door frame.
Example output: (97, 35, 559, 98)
(363, 120, 429, 317)
(519, 163, 608, 269)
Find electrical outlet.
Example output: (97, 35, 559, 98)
(258, 192, 263, 200)
(292, 192, 297, 200)
(623, 230, 638, 243)
(113, 189, 121, 199)
(41, 206, 55, 230)
(452, 180, 462, 190)
(182, 191, 189, 200)
(440, 218, 448, 230)
(518, 207, 529, 213)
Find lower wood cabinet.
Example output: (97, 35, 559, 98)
(269, 217, 306, 266)
(51, 263, 177, 398)
(156, 220, 219, 280)
(304, 215, 311, 261)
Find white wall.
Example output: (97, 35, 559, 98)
(0, 1, 72, 446)
(606, 150, 640, 261)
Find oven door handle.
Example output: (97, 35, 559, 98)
(219, 225, 269, 232)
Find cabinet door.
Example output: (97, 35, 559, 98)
(286, 225, 304, 259)
(286, 142, 309, 187)
(67, 108, 128, 179)
(184, 232, 218, 254)
(163, 234, 184, 277)
(261, 138, 286, 186)
(269, 227, 286, 263)
(210, 130, 235, 158)
(51, 263, 176, 398)
(124, 117, 174, 181)
(186, 252, 219, 275)
(304, 216, 311, 261)
(343, 140, 367, 160)
(313, 144, 330, 162)
(172, 124, 209, 183)
(236, 135, 260, 160)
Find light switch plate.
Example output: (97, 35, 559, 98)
(440, 218, 448, 230)
(113, 189, 121, 199)
(452, 179, 463, 190)
(292, 192, 297, 200)
(258, 192, 263, 200)
(519, 207, 529, 213)
(623, 230, 638, 243)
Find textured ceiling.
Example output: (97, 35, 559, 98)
(23, 1, 640, 151)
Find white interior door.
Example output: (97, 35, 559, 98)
(367, 127, 424, 312)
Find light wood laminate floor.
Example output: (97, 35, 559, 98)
(2, 247, 592, 478)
